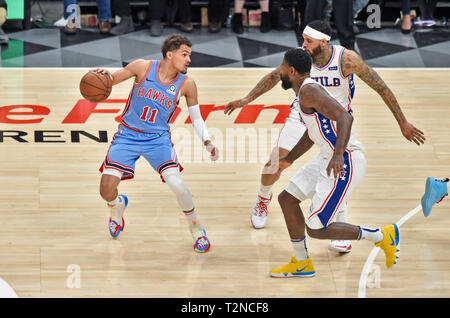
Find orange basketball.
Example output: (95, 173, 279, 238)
(79, 71, 112, 103)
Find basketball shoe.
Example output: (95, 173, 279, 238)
(328, 240, 352, 253)
(108, 194, 128, 239)
(190, 225, 211, 253)
(421, 177, 448, 217)
(270, 256, 315, 278)
(375, 224, 400, 268)
(251, 193, 272, 229)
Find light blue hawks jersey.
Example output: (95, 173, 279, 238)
(121, 60, 187, 133)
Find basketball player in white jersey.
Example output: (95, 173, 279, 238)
(269, 47, 399, 277)
(225, 20, 425, 253)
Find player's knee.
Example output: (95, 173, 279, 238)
(305, 217, 326, 238)
(99, 182, 114, 200)
(164, 172, 187, 197)
(278, 190, 300, 209)
(306, 225, 324, 239)
(99, 177, 117, 200)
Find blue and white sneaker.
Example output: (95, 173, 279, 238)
(108, 194, 128, 239)
(191, 226, 211, 253)
(421, 177, 448, 217)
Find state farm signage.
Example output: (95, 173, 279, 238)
(0, 100, 290, 143)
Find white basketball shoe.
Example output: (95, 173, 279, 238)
(251, 193, 272, 229)
(108, 194, 128, 239)
(328, 240, 352, 253)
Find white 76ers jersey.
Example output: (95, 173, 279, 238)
(310, 45, 355, 114)
(298, 79, 363, 159)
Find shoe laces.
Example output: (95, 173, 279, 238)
(254, 196, 271, 217)
(109, 218, 120, 232)
(195, 236, 210, 250)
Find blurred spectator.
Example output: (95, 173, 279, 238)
(208, 0, 229, 33)
(0, 0, 7, 44)
(231, 0, 271, 34)
(418, 0, 437, 26)
(63, 0, 112, 35)
(401, 0, 412, 33)
(353, 0, 369, 18)
(301, 0, 355, 50)
(111, 0, 164, 36)
(177, 0, 194, 33)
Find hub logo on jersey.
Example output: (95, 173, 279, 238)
(328, 66, 338, 71)
(311, 76, 341, 87)
(166, 85, 176, 96)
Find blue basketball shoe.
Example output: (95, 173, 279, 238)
(108, 194, 128, 239)
(421, 177, 448, 217)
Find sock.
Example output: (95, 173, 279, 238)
(357, 227, 383, 243)
(258, 184, 273, 199)
(291, 237, 308, 261)
(107, 196, 119, 207)
(184, 208, 199, 228)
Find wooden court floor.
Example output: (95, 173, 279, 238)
(0, 68, 449, 298)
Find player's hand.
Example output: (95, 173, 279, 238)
(326, 153, 346, 179)
(399, 121, 426, 146)
(205, 142, 219, 161)
(91, 68, 113, 81)
(224, 97, 249, 115)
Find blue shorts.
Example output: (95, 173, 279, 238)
(99, 124, 182, 181)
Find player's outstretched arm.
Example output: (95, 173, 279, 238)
(341, 50, 425, 146)
(92, 59, 148, 86)
(224, 65, 282, 115)
(183, 78, 219, 161)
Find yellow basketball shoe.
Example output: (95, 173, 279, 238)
(375, 224, 400, 268)
(270, 256, 315, 278)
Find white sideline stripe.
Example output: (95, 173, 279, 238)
(0, 278, 18, 298)
(357, 204, 422, 298)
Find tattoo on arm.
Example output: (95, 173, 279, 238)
(247, 67, 281, 102)
(342, 51, 406, 123)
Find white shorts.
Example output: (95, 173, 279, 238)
(273, 107, 307, 151)
(285, 149, 366, 229)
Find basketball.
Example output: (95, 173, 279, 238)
(79, 71, 112, 102)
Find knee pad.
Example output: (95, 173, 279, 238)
(161, 168, 194, 211)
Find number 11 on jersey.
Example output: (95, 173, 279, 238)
(140, 106, 158, 123)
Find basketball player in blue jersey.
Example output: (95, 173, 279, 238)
(225, 20, 425, 253)
(93, 34, 218, 253)
(269, 48, 399, 277)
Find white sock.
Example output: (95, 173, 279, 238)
(358, 227, 383, 243)
(258, 184, 273, 199)
(107, 196, 119, 207)
(184, 208, 199, 227)
(291, 237, 308, 261)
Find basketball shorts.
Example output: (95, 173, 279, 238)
(285, 149, 366, 229)
(99, 124, 182, 182)
(273, 107, 307, 151)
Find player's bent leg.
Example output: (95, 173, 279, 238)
(162, 167, 210, 253)
(100, 171, 128, 239)
(328, 204, 352, 253)
(251, 147, 290, 229)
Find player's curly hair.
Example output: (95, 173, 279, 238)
(161, 34, 192, 58)
(283, 48, 312, 75)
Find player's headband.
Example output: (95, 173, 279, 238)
(303, 26, 331, 41)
